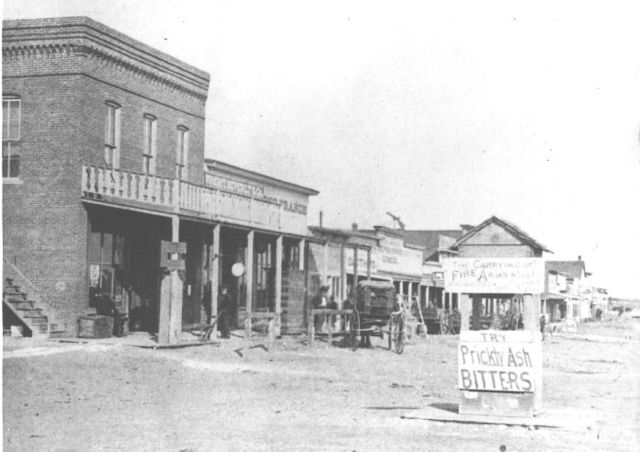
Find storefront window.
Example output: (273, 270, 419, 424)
(282, 239, 300, 271)
(88, 230, 125, 307)
(254, 235, 275, 311)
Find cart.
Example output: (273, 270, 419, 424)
(349, 281, 405, 354)
(439, 309, 461, 335)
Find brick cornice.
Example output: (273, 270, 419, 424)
(3, 17, 210, 104)
(3, 42, 208, 103)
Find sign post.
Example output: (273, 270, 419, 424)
(444, 257, 544, 417)
(158, 239, 186, 345)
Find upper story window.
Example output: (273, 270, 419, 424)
(142, 114, 157, 175)
(3, 96, 21, 179)
(104, 102, 121, 169)
(175, 125, 189, 180)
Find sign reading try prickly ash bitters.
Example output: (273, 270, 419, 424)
(444, 257, 545, 417)
(457, 330, 543, 417)
(458, 331, 541, 392)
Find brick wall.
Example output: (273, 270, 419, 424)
(3, 18, 209, 335)
(3, 75, 90, 333)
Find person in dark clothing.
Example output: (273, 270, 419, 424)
(92, 291, 124, 337)
(218, 285, 233, 339)
(202, 283, 212, 322)
(311, 285, 330, 332)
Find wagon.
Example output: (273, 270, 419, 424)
(349, 281, 405, 354)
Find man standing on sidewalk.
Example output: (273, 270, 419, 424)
(218, 285, 233, 339)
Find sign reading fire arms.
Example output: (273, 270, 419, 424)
(458, 331, 541, 393)
(443, 258, 544, 294)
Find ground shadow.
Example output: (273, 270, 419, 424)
(428, 402, 459, 414)
(366, 406, 420, 411)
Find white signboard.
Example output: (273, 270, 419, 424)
(346, 243, 423, 277)
(458, 330, 541, 393)
(443, 258, 544, 294)
(375, 239, 423, 276)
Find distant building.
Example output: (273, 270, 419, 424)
(443, 215, 552, 329)
(588, 287, 609, 314)
(546, 258, 591, 322)
(543, 264, 569, 322)
(402, 229, 463, 262)
(399, 228, 465, 314)
(308, 224, 424, 306)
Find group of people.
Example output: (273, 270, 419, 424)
(311, 285, 339, 332)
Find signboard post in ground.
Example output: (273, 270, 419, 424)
(444, 257, 544, 417)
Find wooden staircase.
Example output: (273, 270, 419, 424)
(3, 260, 66, 338)
(4, 278, 50, 337)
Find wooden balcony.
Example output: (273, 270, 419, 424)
(81, 165, 309, 235)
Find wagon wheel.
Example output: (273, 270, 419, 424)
(350, 310, 360, 351)
(439, 313, 449, 335)
(394, 313, 405, 354)
(387, 318, 393, 351)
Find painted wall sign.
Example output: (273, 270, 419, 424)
(204, 172, 310, 235)
(346, 245, 423, 276)
(458, 330, 541, 393)
(376, 239, 423, 276)
(205, 173, 308, 216)
(443, 258, 545, 294)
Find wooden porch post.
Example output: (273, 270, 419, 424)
(298, 238, 305, 271)
(275, 234, 283, 337)
(158, 269, 171, 344)
(245, 230, 254, 338)
(210, 223, 220, 337)
(459, 293, 471, 331)
(471, 295, 482, 330)
(353, 247, 359, 288)
(523, 293, 541, 332)
(169, 215, 182, 344)
(524, 293, 543, 411)
(340, 245, 347, 301)
(323, 241, 329, 285)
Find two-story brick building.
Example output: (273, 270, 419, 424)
(2, 17, 209, 336)
(2, 17, 317, 338)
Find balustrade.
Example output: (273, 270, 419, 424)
(82, 165, 175, 209)
(81, 164, 287, 232)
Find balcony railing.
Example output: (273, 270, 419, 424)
(81, 165, 177, 209)
(81, 165, 306, 234)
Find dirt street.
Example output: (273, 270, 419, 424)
(3, 320, 639, 451)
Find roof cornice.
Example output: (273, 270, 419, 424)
(2, 17, 209, 102)
(205, 159, 319, 196)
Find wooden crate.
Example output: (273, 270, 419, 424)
(78, 315, 114, 338)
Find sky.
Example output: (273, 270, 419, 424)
(3, 0, 640, 298)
